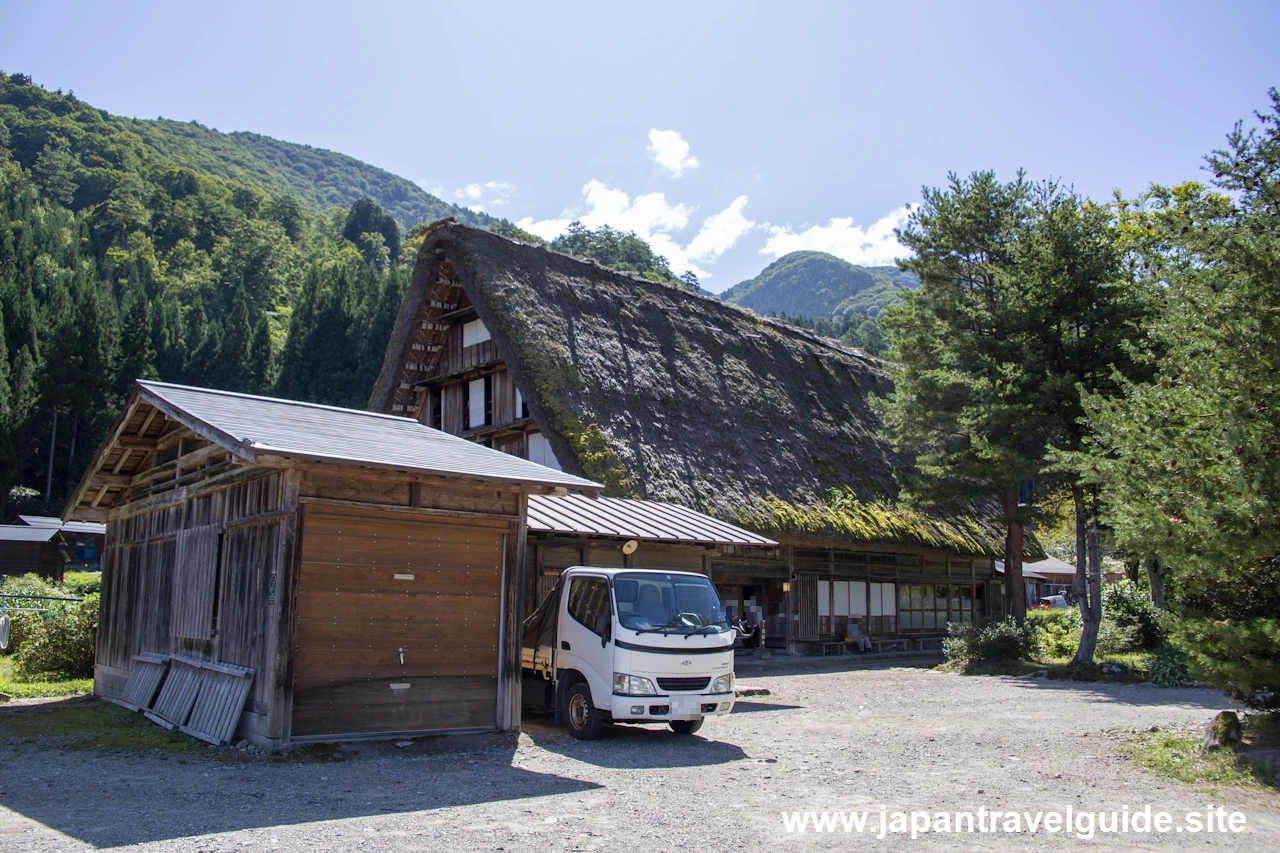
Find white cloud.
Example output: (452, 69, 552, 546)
(648, 129, 699, 177)
(451, 180, 514, 208)
(685, 195, 754, 262)
(760, 207, 912, 267)
(517, 182, 755, 278)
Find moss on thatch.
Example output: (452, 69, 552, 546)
(732, 493, 1007, 557)
(371, 222, 1009, 557)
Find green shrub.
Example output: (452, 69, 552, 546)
(63, 572, 102, 596)
(14, 593, 99, 678)
(944, 617, 1034, 664)
(1, 572, 66, 606)
(1097, 618, 1144, 656)
(1148, 646, 1195, 688)
(1103, 580, 1165, 648)
(1026, 608, 1081, 658)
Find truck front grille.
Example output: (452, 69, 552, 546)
(657, 677, 710, 692)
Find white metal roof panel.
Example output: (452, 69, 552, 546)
(0, 525, 60, 543)
(18, 515, 106, 534)
(527, 493, 777, 546)
(136, 381, 602, 493)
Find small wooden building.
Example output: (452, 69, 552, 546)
(17, 515, 106, 571)
(0, 524, 66, 581)
(63, 380, 600, 750)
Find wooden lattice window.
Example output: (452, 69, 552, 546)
(170, 524, 222, 640)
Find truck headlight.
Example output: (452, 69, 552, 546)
(613, 673, 658, 696)
(711, 673, 734, 693)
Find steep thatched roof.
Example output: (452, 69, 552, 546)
(370, 221, 1009, 556)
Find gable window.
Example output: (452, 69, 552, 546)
(429, 389, 442, 430)
(462, 318, 491, 348)
(467, 377, 492, 429)
(527, 431, 561, 471)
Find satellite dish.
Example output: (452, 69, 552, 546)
(621, 539, 639, 555)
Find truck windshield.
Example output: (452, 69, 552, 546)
(613, 572, 729, 634)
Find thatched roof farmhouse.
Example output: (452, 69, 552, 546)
(370, 221, 1010, 651)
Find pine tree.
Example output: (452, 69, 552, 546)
(876, 171, 1041, 624)
(117, 282, 157, 394)
(214, 284, 253, 391)
(39, 282, 119, 502)
(31, 138, 78, 206)
(0, 304, 12, 514)
(248, 312, 273, 394)
(0, 303, 10, 425)
(1082, 91, 1280, 707)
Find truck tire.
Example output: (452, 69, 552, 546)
(565, 683, 605, 740)
(669, 719, 703, 735)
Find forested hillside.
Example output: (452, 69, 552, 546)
(722, 251, 918, 318)
(0, 72, 537, 520)
(0, 74, 496, 230)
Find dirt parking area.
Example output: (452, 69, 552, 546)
(1, 658, 1277, 852)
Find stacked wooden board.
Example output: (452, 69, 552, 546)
(115, 652, 255, 745)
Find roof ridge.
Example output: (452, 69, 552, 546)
(138, 380, 431, 425)
(434, 222, 878, 363)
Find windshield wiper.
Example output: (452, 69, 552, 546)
(685, 625, 723, 638)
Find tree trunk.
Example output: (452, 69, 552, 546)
(44, 408, 58, 504)
(1145, 557, 1166, 610)
(1088, 486, 1103, 624)
(1072, 484, 1100, 663)
(1000, 492, 1026, 625)
(66, 413, 78, 487)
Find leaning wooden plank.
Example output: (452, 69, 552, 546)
(180, 660, 255, 746)
(147, 655, 203, 728)
(119, 653, 170, 712)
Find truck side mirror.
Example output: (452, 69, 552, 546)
(593, 613, 610, 643)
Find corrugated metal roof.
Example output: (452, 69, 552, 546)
(0, 525, 60, 543)
(527, 493, 777, 546)
(995, 561, 1050, 582)
(18, 515, 106, 534)
(137, 381, 602, 493)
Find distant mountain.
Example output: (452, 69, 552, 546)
(0, 74, 494, 230)
(721, 251, 918, 319)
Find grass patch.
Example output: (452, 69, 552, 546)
(0, 655, 93, 698)
(1123, 726, 1271, 791)
(0, 697, 202, 755)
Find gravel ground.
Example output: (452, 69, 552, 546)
(1, 657, 1277, 852)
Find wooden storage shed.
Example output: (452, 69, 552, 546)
(63, 380, 600, 750)
(0, 524, 66, 581)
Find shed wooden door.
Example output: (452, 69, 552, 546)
(291, 505, 508, 738)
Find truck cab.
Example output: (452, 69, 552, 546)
(521, 567, 736, 739)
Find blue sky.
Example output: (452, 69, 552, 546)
(4, 1, 1278, 290)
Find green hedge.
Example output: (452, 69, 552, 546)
(13, 593, 99, 679)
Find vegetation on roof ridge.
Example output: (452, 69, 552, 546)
(730, 490, 1012, 557)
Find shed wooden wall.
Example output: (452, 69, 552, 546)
(97, 446, 534, 749)
(96, 466, 297, 747)
(0, 541, 64, 581)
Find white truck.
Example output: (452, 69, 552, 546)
(521, 566, 737, 739)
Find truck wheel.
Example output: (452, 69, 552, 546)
(669, 719, 704, 735)
(565, 683, 605, 740)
